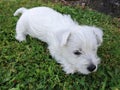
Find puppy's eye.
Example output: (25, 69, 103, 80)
(74, 50, 82, 55)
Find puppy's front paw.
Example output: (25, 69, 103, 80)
(15, 35, 26, 42)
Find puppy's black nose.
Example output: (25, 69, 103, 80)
(87, 64, 96, 72)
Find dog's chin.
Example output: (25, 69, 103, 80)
(77, 67, 96, 75)
(79, 68, 98, 75)
(78, 71, 90, 75)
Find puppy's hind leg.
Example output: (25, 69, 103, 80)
(15, 20, 26, 42)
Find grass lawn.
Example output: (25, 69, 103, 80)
(0, 0, 120, 90)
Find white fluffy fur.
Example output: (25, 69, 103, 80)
(14, 7, 103, 74)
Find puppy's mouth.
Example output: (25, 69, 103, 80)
(80, 65, 98, 75)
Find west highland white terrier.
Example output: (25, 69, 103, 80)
(14, 7, 103, 74)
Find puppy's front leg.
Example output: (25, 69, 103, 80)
(62, 63, 76, 74)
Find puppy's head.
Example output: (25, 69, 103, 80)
(58, 26, 103, 74)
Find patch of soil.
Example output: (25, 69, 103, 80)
(58, 0, 120, 17)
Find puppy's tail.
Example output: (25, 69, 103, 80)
(14, 7, 27, 16)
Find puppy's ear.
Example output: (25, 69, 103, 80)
(61, 32, 71, 46)
(93, 27, 103, 46)
(56, 31, 71, 46)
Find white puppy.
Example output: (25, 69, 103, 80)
(14, 7, 103, 74)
